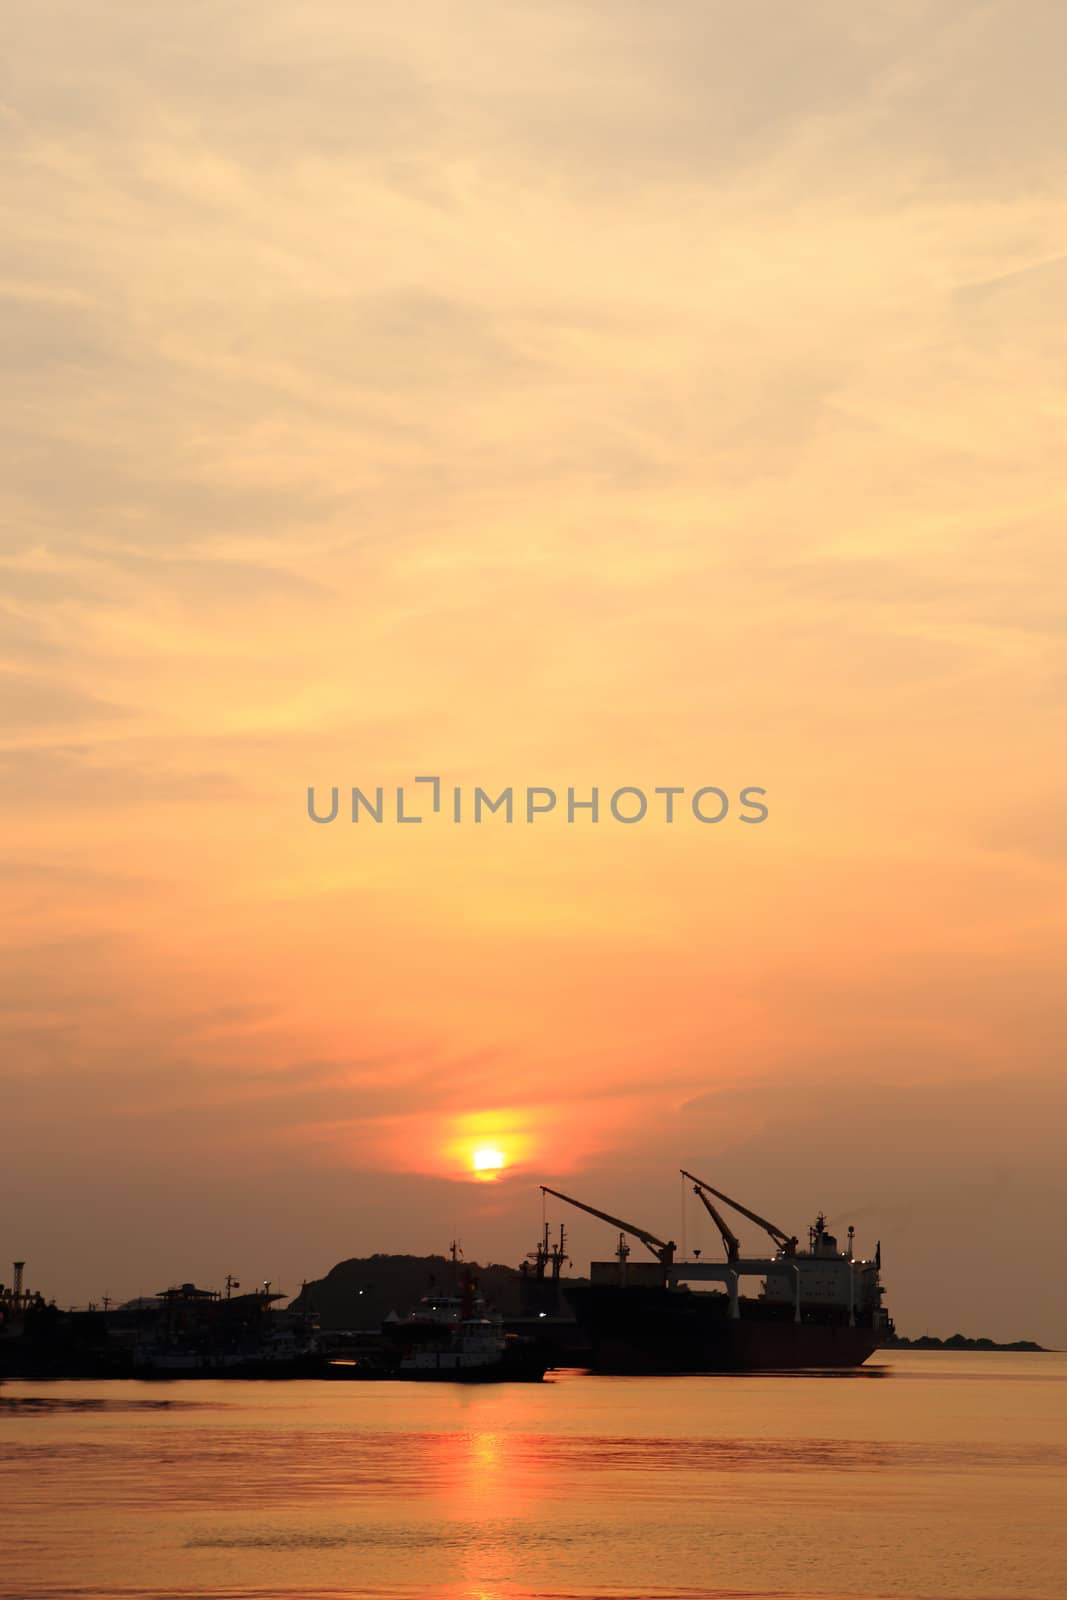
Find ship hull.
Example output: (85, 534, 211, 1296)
(394, 1360, 547, 1383)
(564, 1285, 881, 1373)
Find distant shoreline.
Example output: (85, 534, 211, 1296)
(886, 1334, 1049, 1352)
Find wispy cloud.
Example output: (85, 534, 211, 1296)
(1, 0, 1064, 1340)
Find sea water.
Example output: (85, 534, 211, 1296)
(1, 1352, 1064, 1599)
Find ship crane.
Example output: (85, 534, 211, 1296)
(680, 1170, 798, 1257)
(686, 1180, 741, 1263)
(540, 1186, 676, 1266)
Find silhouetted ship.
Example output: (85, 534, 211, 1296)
(331, 1260, 548, 1381)
(545, 1172, 893, 1373)
(129, 1282, 320, 1376)
(0, 1272, 320, 1379)
(382, 1283, 546, 1382)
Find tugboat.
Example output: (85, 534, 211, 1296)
(547, 1171, 894, 1373)
(384, 1268, 547, 1382)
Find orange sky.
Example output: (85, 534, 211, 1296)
(2, 1, 1066, 1344)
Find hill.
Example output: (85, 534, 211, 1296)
(289, 1254, 540, 1330)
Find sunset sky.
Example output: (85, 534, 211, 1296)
(3, 2, 1065, 1344)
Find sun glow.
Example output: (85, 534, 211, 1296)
(471, 1146, 506, 1176)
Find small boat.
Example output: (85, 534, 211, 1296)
(395, 1315, 547, 1382)
(384, 1265, 548, 1382)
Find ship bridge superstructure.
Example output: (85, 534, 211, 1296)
(670, 1173, 887, 1326)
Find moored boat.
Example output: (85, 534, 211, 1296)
(395, 1315, 547, 1382)
(545, 1173, 893, 1374)
(383, 1268, 547, 1382)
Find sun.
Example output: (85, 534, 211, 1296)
(471, 1147, 506, 1177)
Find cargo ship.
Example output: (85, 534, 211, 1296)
(545, 1172, 893, 1373)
